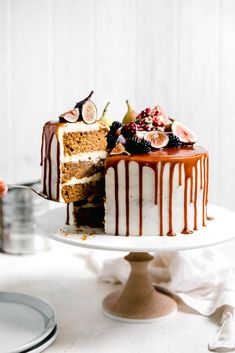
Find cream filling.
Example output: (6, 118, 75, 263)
(58, 121, 106, 134)
(63, 172, 103, 186)
(61, 150, 108, 163)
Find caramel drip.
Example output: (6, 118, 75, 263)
(190, 177, 193, 203)
(178, 162, 182, 186)
(159, 162, 166, 236)
(139, 164, 143, 236)
(200, 158, 203, 189)
(56, 140, 60, 201)
(205, 158, 209, 221)
(125, 161, 129, 236)
(66, 203, 70, 225)
(206, 157, 209, 204)
(167, 163, 176, 236)
(114, 165, 119, 235)
(181, 163, 193, 234)
(202, 156, 207, 226)
(105, 146, 209, 236)
(154, 164, 158, 205)
(194, 164, 198, 230)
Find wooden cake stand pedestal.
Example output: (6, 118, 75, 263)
(102, 252, 177, 322)
(38, 204, 235, 323)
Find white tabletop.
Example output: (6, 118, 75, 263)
(0, 239, 235, 353)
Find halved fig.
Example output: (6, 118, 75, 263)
(171, 121, 198, 144)
(82, 100, 97, 124)
(59, 108, 79, 123)
(145, 131, 169, 149)
(110, 143, 130, 156)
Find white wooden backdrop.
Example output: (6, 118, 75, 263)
(0, 0, 235, 211)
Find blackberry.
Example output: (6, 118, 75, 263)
(166, 134, 182, 148)
(107, 132, 117, 149)
(126, 136, 151, 154)
(110, 121, 123, 134)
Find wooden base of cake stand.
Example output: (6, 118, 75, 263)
(102, 252, 177, 323)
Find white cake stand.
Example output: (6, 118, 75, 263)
(38, 204, 235, 323)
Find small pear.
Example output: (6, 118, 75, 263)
(122, 100, 137, 124)
(100, 102, 113, 126)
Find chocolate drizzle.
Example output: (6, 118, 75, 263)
(105, 146, 209, 236)
(41, 121, 61, 201)
(66, 203, 70, 225)
(139, 164, 143, 236)
(159, 162, 166, 236)
(114, 165, 119, 235)
(125, 161, 130, 236)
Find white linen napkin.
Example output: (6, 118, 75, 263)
(88, 248, 235, 352)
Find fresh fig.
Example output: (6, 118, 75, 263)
(171, 121, 198, 144)
(100, 102, 113, 126)
(110, 143, 130, 156)
(145, 131, 169, 149)
(74, 91, 97, 124)
(82, 100, 97, 124)
(59, 108, 79, 123)
(122, 100, 138, 124)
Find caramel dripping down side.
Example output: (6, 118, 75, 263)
(105, 147, 209, 236)
(167, 163, 176, 236)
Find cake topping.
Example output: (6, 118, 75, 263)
(171, 121, 198, 144)
(107, 102, 198, 155)
(59, 91, 98, 124)
(81, 99, 97, 124)
(166, 133, 182, 148)
(100, 102, 113, 126)
(145, 131, 169, 149)
(122, 100, 138, 124)
(125, 136, 151, 154)
(110, 143, 130, 156)
(59, 108, 79, 123)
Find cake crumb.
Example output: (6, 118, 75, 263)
(81, 234, 88, 241)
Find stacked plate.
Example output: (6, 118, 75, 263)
(0, 292, 57, 353)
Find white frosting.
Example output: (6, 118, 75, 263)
(64, 172, 103, 186)
(61, 151, 108, 163)
(104, 159, 206, 236)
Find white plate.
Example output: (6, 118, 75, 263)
(38, 204, 235, 252)
(22, 325, 57, 353)
(0, 292, 56, 353)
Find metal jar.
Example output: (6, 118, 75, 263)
(0, 181, 50, 255)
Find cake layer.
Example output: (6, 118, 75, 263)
(61, 178, 104, 203)
(104, 146, 209, 236)
(73, 202, 104, 227)
(63, 130, 107, 155)
(61, 160, 105, 183)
